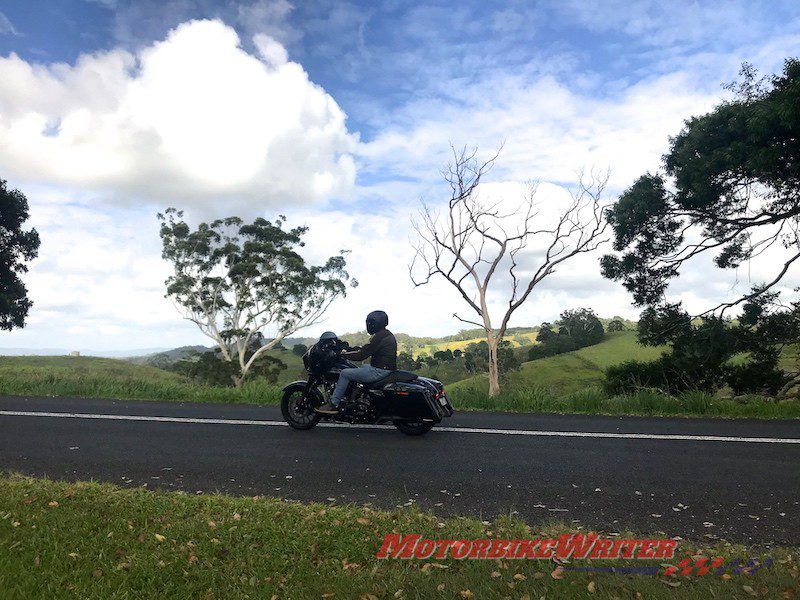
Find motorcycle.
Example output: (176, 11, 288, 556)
(281, 333, 454, 435)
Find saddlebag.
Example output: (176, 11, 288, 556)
(383, 379, 453, 421)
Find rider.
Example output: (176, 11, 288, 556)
(316, 310, 397, 414)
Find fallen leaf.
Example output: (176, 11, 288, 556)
(233, 513, 241, 521)
(154, 533, 166, 542)
(68, 553, 80, 559)
(48, 501, 58, 507)
(783, 587, 797, 599)
(722, 574, 732, 581)
(34, 556, 40, 567)
(23, 497, 37, 505)
(394, 591, 403, 598)
(437, 584, 445, 591)
(513, 573, 526, 581)
(459, 591, 474, 599)
(356, 518, 370, 525)
(533, 572, 545, 580)
(661, 580, 681, 587)
(551, 566, 564, 580)
(491, 571, 502, 579)
(208, 521, 217, 529)
(360, 595, 378, 600)
(587, 580, 596, 593)
(92, 569, 102, 579)
(743, 586, 757, 597)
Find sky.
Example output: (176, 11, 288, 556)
(0, 0, 799, 352)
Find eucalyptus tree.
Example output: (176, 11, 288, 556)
(411, 147, 609, 396)
(159, 208, 354, 387)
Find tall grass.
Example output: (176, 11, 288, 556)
(1, 355, 798, 418)
(0, 356, 280, 405)
(448, 382, 800, 419)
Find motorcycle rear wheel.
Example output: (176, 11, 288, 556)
(393, 420, 435, 436)
(281, 389, 322, 430)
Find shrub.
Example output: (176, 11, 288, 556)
(602, 353, 725, 395)
(607, 319, 624, 332)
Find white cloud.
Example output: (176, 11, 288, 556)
(3, 9, 799, 352)
(0, 19, 356, 214)
(358, 71, 723, 195)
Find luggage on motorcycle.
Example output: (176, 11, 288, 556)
(382, 379, 453, 421)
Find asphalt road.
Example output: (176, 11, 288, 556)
(1, 395, 798, 545)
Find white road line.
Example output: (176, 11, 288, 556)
(1, 410, 799, 444)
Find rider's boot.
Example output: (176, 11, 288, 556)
(315, 399, 340, 414)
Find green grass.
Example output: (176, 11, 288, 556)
(0, 356, 280, 405)
(1, 474, 797, 599)
(2, 333, 798, 419)
(447, 385, 800, 418)
(450, 331, 666, 398)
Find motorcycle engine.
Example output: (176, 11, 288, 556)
(342, 396, 377, 423)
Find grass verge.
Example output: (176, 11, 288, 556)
(0, 474, 797, 599)
(2, 355, 798, 419)
(447, 384, 800, 419)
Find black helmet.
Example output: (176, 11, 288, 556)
(319, 331, 338, 342)
(366, 310, 388, 335)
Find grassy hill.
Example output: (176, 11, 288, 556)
(449, 331, 666, 397)
(415, 330, 538, 357)
(0, 355, 280, 404)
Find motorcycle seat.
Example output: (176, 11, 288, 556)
(365, 370, 419, 388)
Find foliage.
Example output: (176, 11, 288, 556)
(170, 346, 287, 387)
(600, 60, 800, 396)
(527, 308, 604, 361)
(556, 308, 605, 347)
(158, 208, 354, 386)
(607, 318, 625, 332)
(601, 59, 800, 311)
(604, 298, 794, 395)
(0, 179, 40, 330)
(536, 322, 556, 343)
(292, 343, 308, 356)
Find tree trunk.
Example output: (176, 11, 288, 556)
(487, 338, 500, 397)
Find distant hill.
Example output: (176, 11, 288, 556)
(3, 315, 640, 372)
(0, 347, 173, 358)
(449, 331, 664, 397)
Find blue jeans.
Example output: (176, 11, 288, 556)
(332, 365, 390, 406)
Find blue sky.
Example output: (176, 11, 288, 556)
(0, 0, 799, 352)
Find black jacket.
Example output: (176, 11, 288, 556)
(342, 329, 397, 370)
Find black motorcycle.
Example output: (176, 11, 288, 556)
(280, 333, 454, 435)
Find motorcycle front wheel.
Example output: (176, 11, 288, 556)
(281, 389, 322, 430)
(393, 420, 435, 436)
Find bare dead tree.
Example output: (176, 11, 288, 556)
(410, 146, 610, 396)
